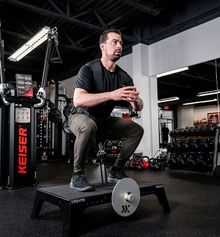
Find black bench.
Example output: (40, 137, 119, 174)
(31, 182, 170, 237)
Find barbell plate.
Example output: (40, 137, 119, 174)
(112, 178, 140, 217)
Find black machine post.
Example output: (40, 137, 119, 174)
(213, 127, 220, 175)
(0, 20, 8, 188)
(0, 100, 6, 188)
(53, 79, 62, 159)
(0, 26, 61, 189)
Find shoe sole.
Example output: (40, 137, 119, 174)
(107, 177, 120, 184)
(70, 184, 95, 192)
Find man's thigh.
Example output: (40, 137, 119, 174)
(100, 117, 138, 140)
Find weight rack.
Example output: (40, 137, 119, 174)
(167, 124, 220, 174)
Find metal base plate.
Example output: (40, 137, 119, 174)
(111, 178, 140, 217)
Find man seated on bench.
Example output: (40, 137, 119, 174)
(68, 29, 144, 192)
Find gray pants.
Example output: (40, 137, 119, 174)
(68, 113, 144, 173)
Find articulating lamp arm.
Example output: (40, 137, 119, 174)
(35, 27, 61, 108)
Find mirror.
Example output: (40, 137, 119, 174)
(157, 58, 220, 145)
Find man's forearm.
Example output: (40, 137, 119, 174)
(74, 90, 112, 108)
(74, 87, 144, 109)
(130, 97, 144, 111)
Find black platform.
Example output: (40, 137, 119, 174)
(31, 182, 170, 237)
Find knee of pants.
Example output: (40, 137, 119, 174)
(134, 123, 144, 138)
(69, 114, 98, 137)
(78, 119, 97, 136)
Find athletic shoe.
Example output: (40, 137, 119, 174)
(70, 173, 95, 192)
(108, 167, 128, 183)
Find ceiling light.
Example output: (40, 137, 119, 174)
(197, 90, 220, 97)
(156, 67, 189, 78)
(8, 26, 50, 62)
(182, 98, 217, 106)
(158, 96, 179, 103)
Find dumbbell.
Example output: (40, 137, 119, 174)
(196, 152, 207, 170)
(181, 141, 189, 151)
(167, 143, 175, 152)
(198, 125, 207, 135)
(186, 152, 197, 169)
(174, 141, 182, 151)
(167, 156, 178, 169)
(188, 140, 199, 151)
(198, 140, 209, 152)
(176, 153, 186, 168)
(188, 126, 196, 135)
(207, 139, 215, 151)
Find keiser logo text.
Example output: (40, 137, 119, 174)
(18, 127, 28, 174)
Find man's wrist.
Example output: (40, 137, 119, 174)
(135, 98, 143, 111)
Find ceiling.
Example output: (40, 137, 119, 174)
(158, 59, 220, 106)
(1, 0, 220, 104)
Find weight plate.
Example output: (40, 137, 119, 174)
(112, 178, 140, 217)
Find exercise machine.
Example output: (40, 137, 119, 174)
(0, 25, 61, 188)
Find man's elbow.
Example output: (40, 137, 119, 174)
(73, 89, 88, 107)
(73, 97, 82, 107)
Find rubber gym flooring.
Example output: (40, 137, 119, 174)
(0, 160, 220, 237)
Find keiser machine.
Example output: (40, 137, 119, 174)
(7, 74, 38, 188)
(0, 23, 61, 189)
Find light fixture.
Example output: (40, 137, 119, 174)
(156, 67, 189, 78)
(8, 26, 50, 62)
(158, 96, 179, 103)
(182, 98, 217, 106)
(197, 90, 220, 97)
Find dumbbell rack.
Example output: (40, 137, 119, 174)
(167, 124, 220, 174)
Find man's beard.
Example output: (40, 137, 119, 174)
(110, 53, 121, 62)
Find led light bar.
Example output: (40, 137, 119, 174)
(157, 67, 189, 78)
(182, 98, 217, 106)
(197, 90, 220, 97)
(158, 96, 179, 103)
(8, 26, 50, 62)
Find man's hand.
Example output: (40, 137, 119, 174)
(111, 86, 139, 101)
(111, 86, 143, 111)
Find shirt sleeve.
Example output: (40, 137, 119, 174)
(75, 64, 93, 92)
(120, 69, 134, 87)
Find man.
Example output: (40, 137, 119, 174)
(68, 29, 144, 192)
(161, 124, 169, 144)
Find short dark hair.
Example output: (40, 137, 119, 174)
(99, 29, 122, 44)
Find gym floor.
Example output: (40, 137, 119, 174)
(1, 160, 220, 237)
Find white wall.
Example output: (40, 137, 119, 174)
(118, 54, 133, 76)
(177, 104, 219, 128)
(149, 17, 220, 76)
(194, 105, 219, 120)
(177, 106, 194, 128)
